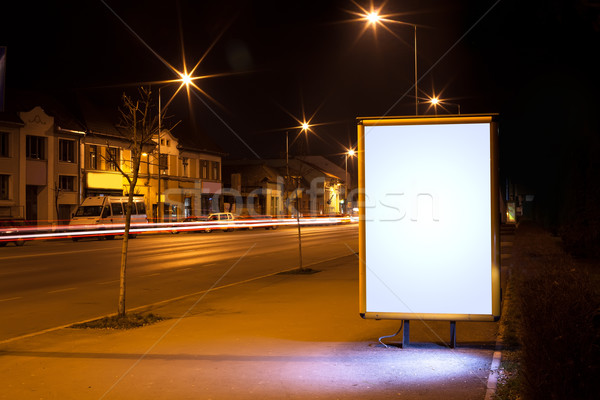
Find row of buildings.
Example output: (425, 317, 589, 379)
(0, 90, 352, 225)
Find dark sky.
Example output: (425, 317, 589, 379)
(2, 0, 599, 187)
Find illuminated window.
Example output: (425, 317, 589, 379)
(88, 145, 98, 169)
(0, 132, 8, 157)
(0, 174, 9, 200)
(107, 147, 120, 171)
(26, 135, 46, 160)
(58, 175, 75, 191)
(59, 139, 75, 163)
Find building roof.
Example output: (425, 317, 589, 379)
(223, 155, 345, 188)
(2, 88, 225, 155)
(4, 89, 87, 133)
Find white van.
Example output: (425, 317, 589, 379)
(69, 196, 148, 240)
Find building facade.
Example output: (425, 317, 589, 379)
(222, 156, 347, 217)
(1, 106, 84, 226)
(1, 93, 224, 225)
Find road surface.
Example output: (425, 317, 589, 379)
(0, 224, 358, 341)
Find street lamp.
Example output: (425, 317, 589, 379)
(428, 96, 461, 115)
(364, 10, 419, 115)
(289, 122, 310, 271)
(156, 73, 192, 222)
(345, 148, 355, 214)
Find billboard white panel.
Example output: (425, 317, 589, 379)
(358, 115, 500, 321)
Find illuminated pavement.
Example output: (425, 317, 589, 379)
(0, 254, 501, 399)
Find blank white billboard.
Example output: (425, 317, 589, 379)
(358, 115, 500, 321)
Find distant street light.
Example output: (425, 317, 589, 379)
(294, 122, 310, 271)
(363, 10, 419, 115)
(345, 148, 355, 214)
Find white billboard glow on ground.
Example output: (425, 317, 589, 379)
(358, 115, 500, 322)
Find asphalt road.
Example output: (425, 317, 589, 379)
(0, 224, 359, 342)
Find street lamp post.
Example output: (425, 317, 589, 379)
(345, 149, 355, 214)
(412, 24, 418, 115)
(292, 123, 310, 271)
(286, 130, 289, 216)
(364, 12, 419, 115)
(154, 75, 193, 222)
(157, 87, 162, 222)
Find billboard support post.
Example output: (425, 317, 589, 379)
(450, 321, 457, 349)
(402, 320, 410, 348)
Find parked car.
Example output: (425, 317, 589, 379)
(236, 214, 278, 230)
(179, 215, 210, 233)
(69, 196, 148, 241)
(206, 212, 236, 232)
(0, 218, 26, 247)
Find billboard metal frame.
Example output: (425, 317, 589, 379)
(358, 114, 501, 322)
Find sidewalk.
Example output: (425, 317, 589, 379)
(0, 254, 500, 400)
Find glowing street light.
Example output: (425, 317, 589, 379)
(366, 12, 381, 25)
(345, 148, 356, 214)
(427, 95, 461, 115)
(180, 72, 192, 86)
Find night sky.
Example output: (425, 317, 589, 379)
(2, 0, 599, 195)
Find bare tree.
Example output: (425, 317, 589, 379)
(105, 87, 160, 316)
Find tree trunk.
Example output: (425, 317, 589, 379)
(117, 159, 140, 316)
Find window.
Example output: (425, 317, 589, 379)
(0, 174, 9, 200)
(0, 132, 8, 157)
(211, 161, 220, 180)
(181, 157, 188, 176)
(75, 205, 103, 217)
(58, 175, 75, 191)
(107, 147, 120, 171)
(159, 154, 168, 173)
(111, 201, 123, 216)
(26, 135, 46, 160)
(59, 139, 75, 163)
(136, 201, 146, 215)
(88, 145, 98, 169)
(201, 160, 208, 179)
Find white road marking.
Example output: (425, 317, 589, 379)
(47, 287, 76, 294)
(0, 296, 23, 302)
(0, 247, 111, 261)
